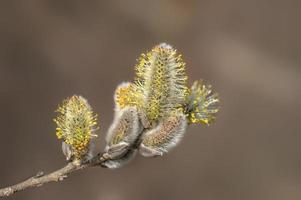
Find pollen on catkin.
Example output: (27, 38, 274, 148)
(114, 82, 142, 111)
(185, 80, 220, 125)
(54, 95, 98, 160)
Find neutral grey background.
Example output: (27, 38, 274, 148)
(0, 1, 300, 200)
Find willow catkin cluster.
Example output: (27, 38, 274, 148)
(103, 43, 220, 168)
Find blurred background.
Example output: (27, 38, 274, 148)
(0, 1, 300, 200)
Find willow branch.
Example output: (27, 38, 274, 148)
(0, 153, 109, 198)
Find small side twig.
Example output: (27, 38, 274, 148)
(0, 153, 109, 198)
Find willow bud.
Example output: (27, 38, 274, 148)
(102, 149, 137, 169)
(105, 106, 142, 159)
(139, 111, 187, 157)
(54, 95, 98, 161)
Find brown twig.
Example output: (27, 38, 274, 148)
(0, 153, 109, 198)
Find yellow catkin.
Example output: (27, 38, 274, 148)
(115, 43, 188, 124)
(54, 95, 98, 159)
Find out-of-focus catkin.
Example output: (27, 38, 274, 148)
(185, 80, 220, 125)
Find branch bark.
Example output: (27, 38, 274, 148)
(0, 153, 109, 198)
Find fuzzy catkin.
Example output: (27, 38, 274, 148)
(54, 95, 98, 160)
(105, 106, 142, 160)
(139, 111, 187, 157)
